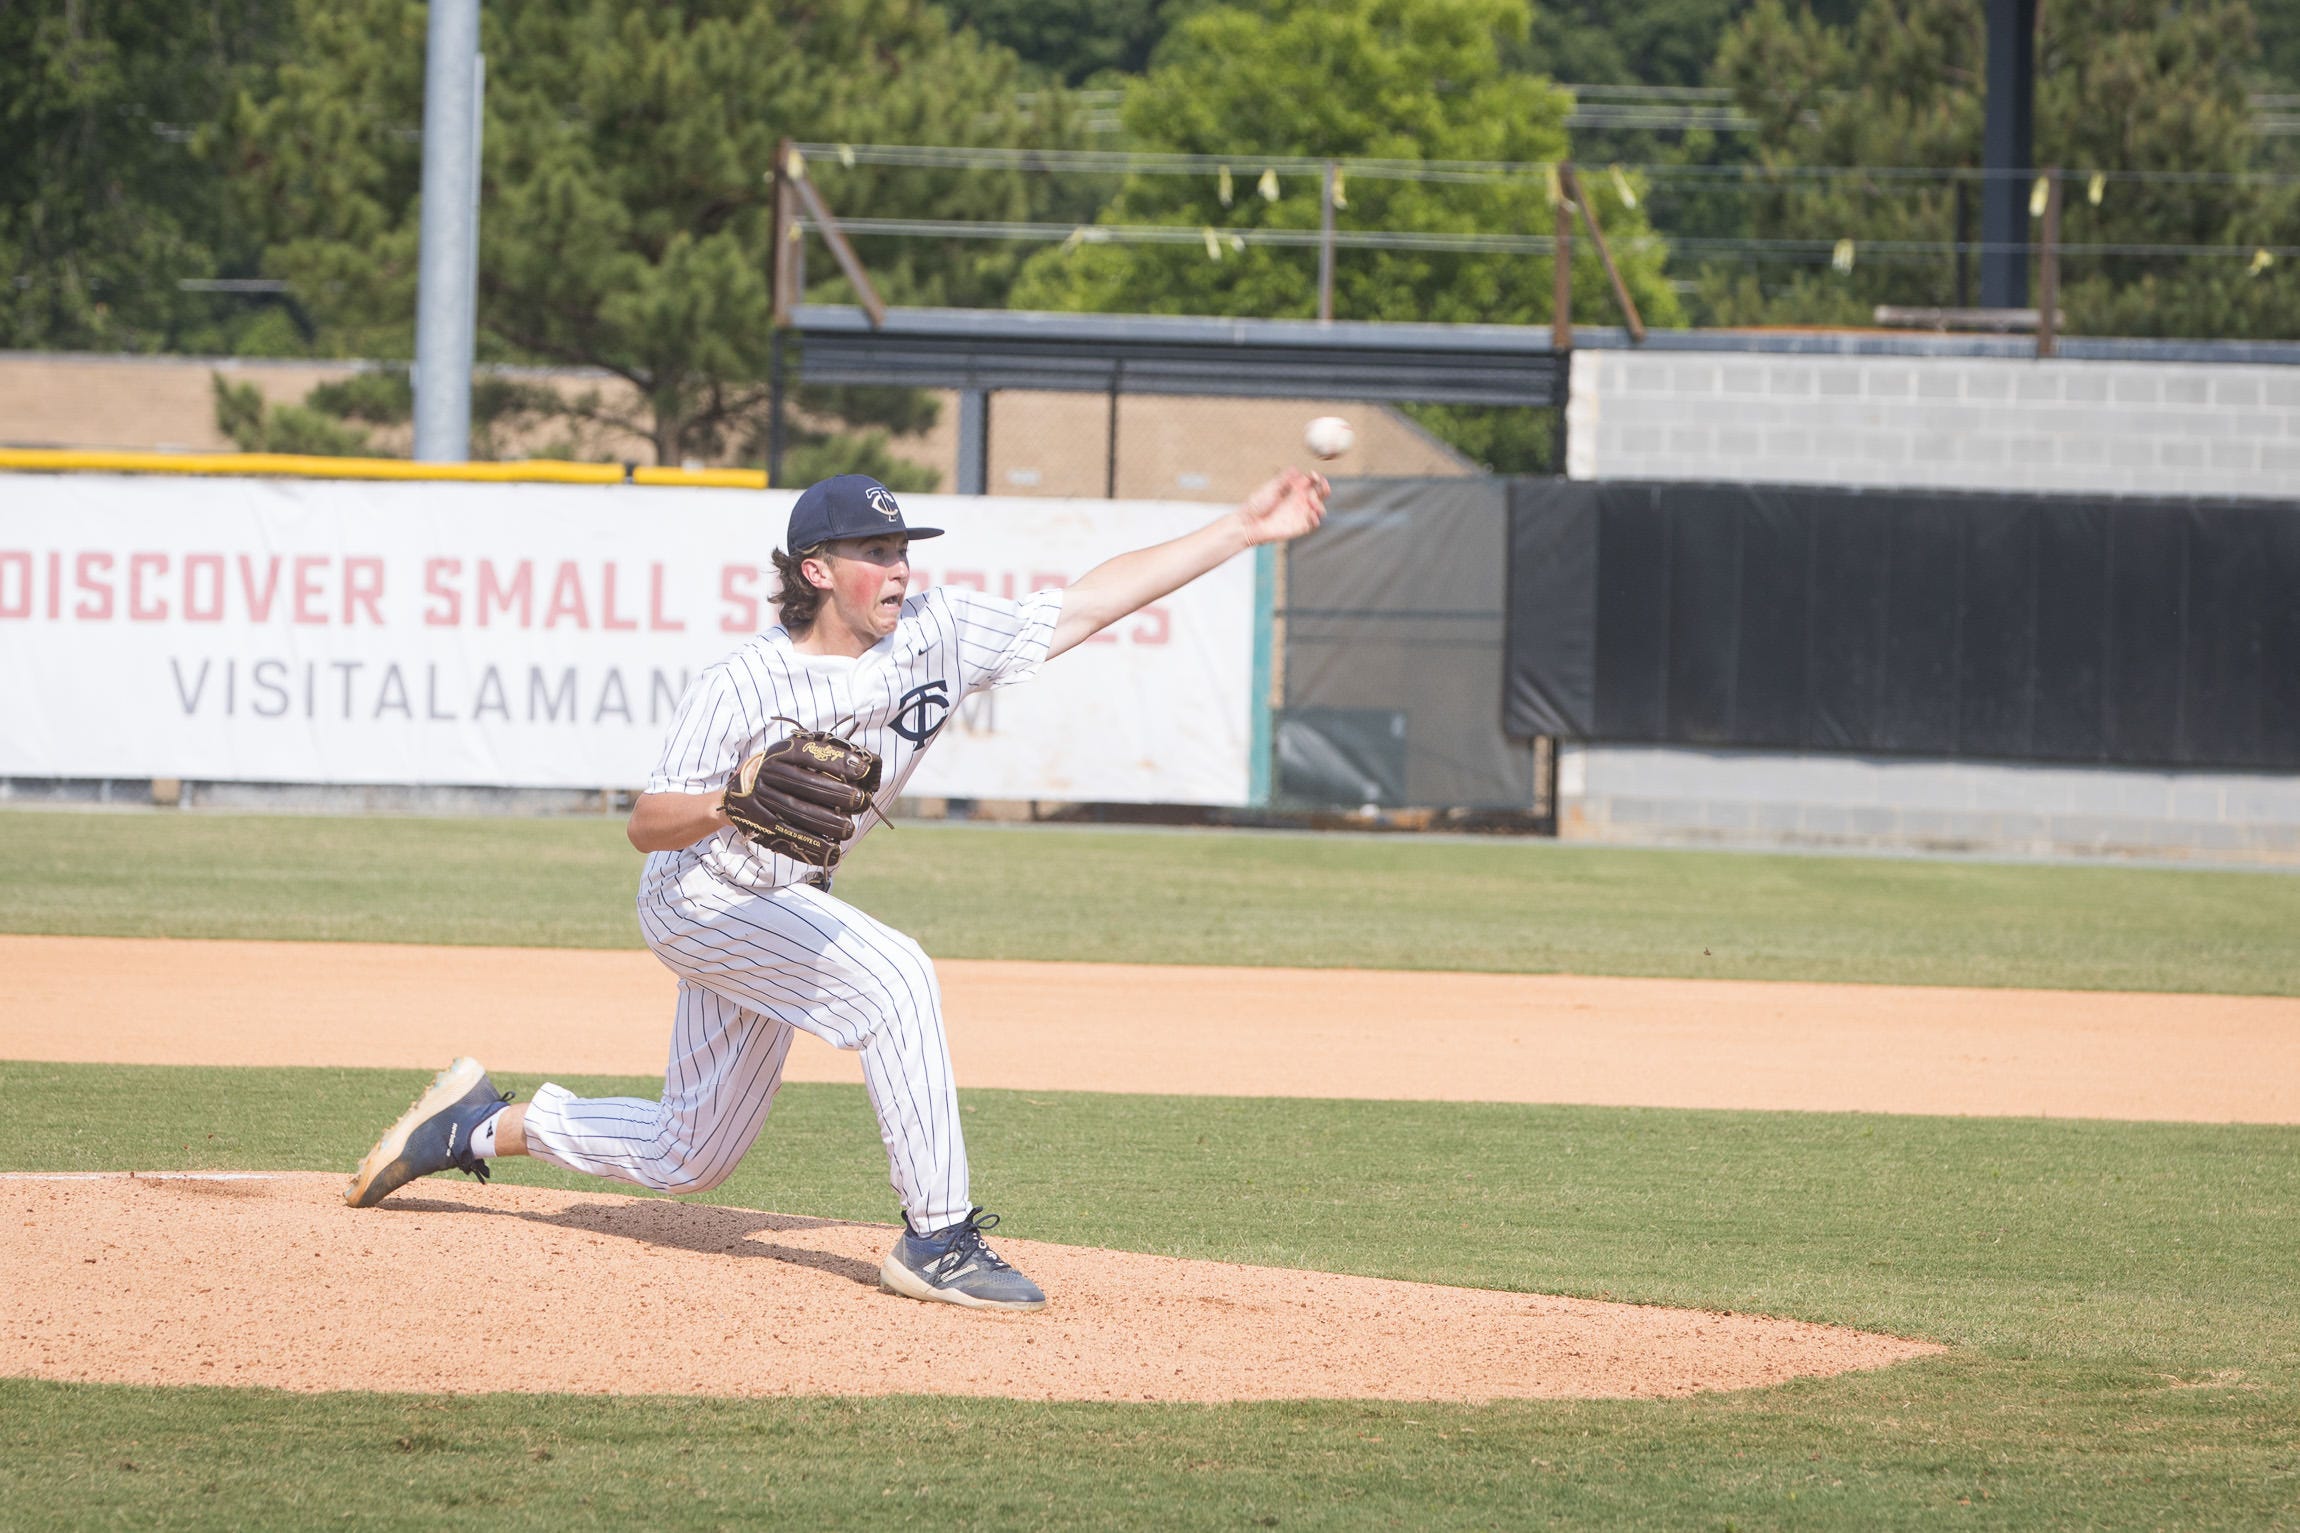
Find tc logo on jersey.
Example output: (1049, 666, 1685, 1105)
(891, 679, 951, 744)
(866, 485, 902, 520)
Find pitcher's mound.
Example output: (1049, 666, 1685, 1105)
(2, 1173, 1937, 1402)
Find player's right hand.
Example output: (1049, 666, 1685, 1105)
(1237, 468, 1330, 546)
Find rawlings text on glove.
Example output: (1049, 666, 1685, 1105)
(721, 726, 884, 869)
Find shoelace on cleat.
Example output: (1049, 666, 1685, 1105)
(923, 1208, 1014, 1280)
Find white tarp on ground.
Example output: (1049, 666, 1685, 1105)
(0, 475, 1263, 804)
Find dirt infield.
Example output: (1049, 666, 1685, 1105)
(0, 1173, 1938, 1402)
(5, 933, 2295, 1121)
(7, 932, 2282, 1404)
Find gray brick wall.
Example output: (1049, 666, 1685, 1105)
(1568, 351, 2300, 497)
(1558, 746, 2300, 865)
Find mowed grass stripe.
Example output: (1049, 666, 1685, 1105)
(5, 809, 2299, 993)
(5, 1363, 2292, 1532)
(2, 1061, 2295, 1529)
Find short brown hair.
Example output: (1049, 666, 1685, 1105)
(770, 544, 828, 632)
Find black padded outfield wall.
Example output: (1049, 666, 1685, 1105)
(1504, 479, 2300, 771)
(1282, 478, 1540, 809)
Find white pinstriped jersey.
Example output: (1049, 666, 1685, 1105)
(642, 583, 1063, 898)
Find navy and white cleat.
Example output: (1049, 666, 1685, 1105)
(343, 1057, 512, 1209)
(880, 1207, 1047, 1311)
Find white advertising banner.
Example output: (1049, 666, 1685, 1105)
(0, 474, 1268, 805)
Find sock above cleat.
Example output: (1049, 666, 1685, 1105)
(468, 1106, 505, 1160)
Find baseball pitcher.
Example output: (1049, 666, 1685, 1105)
(344, 468, 1329, 1310)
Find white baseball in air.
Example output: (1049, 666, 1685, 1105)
(1304, 415, 1355, 460)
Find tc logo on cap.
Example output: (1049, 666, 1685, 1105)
(786, 474, 945, 550)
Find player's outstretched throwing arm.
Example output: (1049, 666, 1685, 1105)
(1046, 467, 1330, 660)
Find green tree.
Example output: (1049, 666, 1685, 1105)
(1010, 0, 1680, 470)
(1511, 0, 1838, 90)
(212, 368, 583, 459)
(1706, 0, 2299, 338)
(2251, 4, 2300, 99)
(1, 0, 292, 352)
(941, 0, 1186, 86)
(224, 0, 1081, 465)
(212, 373, 372, 455)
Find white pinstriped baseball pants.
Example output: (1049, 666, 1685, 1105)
(519, 863, 970, 1233)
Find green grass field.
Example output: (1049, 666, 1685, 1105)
(4, 808, 2297, 1529)
(5, 807, 2299, 991)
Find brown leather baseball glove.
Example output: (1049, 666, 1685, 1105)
(721, 724, 884, 868)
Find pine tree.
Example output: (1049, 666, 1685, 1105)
(222, 0, 1083, 464)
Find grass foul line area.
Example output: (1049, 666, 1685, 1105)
(3, 808, 2297, 993)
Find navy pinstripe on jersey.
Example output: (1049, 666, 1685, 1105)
(643, 583, 1062, 898)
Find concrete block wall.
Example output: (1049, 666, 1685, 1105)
(1568, 349, 2300, 497)
(1558, 745, 2300, 865)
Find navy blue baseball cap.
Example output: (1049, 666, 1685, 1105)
(786, 474, 943, 551)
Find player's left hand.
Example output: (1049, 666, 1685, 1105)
(722, 726, 884, 869)
(1236, 468, 1330, 546)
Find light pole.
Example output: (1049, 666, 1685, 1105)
(412, 0, 483, 462)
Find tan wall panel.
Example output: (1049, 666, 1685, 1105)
(1, 354, 1482, 498)
(0, 354, 363, 453)
(983, 391, 1477, 503)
